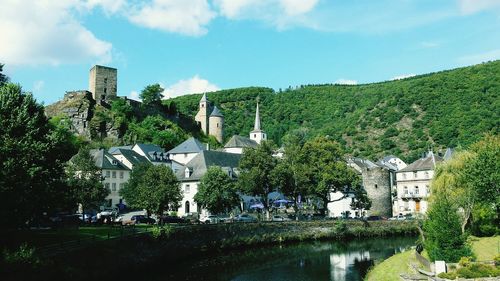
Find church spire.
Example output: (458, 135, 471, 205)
(254, 102, 261, 131)
(250, 101, 267, 144)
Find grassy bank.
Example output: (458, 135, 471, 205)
(1, 220, 417, 281)
(365, 236, 500, 281)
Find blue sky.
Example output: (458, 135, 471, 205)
(1, 0, 500, 104)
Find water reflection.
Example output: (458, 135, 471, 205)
(153, 236, 415, 281)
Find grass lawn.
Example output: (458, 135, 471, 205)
(365, 250, 417, 281)
(469, 235, 500, 261)
(0, 225, 153, 250)
(365, 236, 500, 281)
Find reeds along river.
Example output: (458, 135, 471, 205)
(147, 236, 416, 281)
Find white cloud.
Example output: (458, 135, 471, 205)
(127, 0, 216, 36)
(392, 74, 416, 80)
(128, 90, 141, 101)
(33, 80, 45, 92)
(458, 0, 500, 15)
(86, 0, 126, 14)
(0, 0, 112, 66)
(458, 49, 500, 65)
(163, 75, 220, 99)
(335, 79, 357, 85)
(213, 0, 319, 29)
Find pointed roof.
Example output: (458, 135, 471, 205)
(399, 153, 443, 172)
(176, 150, 242, 181)
(167, 137, 207, 154)
(200, 93, 208, 103)
(224, 135, 258, 148)
(253, 103, 261, 131)
(210, 106, 223, 117)
(89, 149, 129, 170)
(443, 148, 454, 161)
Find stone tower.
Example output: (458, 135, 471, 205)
(250, 103, 267, 144)
(89, 65, 117, 102)
(208, 106, 224, 143)
(195, 93, 209, 135)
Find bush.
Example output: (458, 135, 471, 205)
(458, 256, 473, 267)
(437, 272, 457, 280)
(1, 243, 41, 271)
(494, 254, 500, 266)
(456, 263, 500, 278)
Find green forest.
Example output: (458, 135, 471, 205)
(170, 61, 500, 162)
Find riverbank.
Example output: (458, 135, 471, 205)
(2, 220, 417, 280)
(365, 236, 500, 281)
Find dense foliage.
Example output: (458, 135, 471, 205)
(66, 148, 109, 216)
(0, 83, 76, 227)
(194, 167, 239, 214)
(120, 163, 182, 216)
(171, 61, 500, 162)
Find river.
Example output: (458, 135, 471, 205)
(146, 236, 415, 281)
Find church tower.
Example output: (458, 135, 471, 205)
(195, 93, 209, 135)
(250, 103, 267, 144)
(209, 106, 224, 143)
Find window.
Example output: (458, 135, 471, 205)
(415, 186, 419, 195)
(119, 171, 124, 179)
(105, 183, 110, 190)
(404, 186, 408, 195)
(217, 123, 219, 128)
(413, 171, 418, 178)
(254, 134, 256, 138)
(375, 184, 378, 189)
(424, 171, 429, 178)
(112, 183, 116, 191)
(112, 171, 116, 178)
(119, 183, 124, 190)
(426, 185, 430, 195)
(184, 153, 188, 158)
(106, 171, 110, 178)
(185, 184, 190, 193)
(403, 173, 407, 179)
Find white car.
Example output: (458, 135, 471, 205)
(272, 215, 292, 222)
(200, 215, 220, 224)
(389, 215, 405, 221)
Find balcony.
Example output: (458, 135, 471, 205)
(401, 192, 424, 199)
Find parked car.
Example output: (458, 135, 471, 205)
(161, 216, 186, 224)
(272, 215, 292, 222)
(182, 212, 199, 223)
(366, 215, 387, 221)
(123, 215, 156, 225)
(200, 215, 220, 224)
(234, 214, 257, 223)
(389, 214, 406, 221)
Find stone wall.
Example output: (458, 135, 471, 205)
(361, 166, 393, 217)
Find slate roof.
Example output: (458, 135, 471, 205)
(399, 153, 443, 172)
(210, 106, 223, 117)
(176, 150, 242, 181)
(108, 145, 133, 154)
(200, 93, 208, 102)
(380, 155, 399, 162)
(224, 135, 258, 149)
(134, 143, 164, 157)
(110, 148, 149, 166)
(90, 149, 129, 170)
(167, 137, 206, 154)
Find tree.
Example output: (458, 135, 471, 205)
(194, 167, 239, 215)
(463, 134, 500, 223)
(140, 84, 164, 106)
(120, 164, 182, 218)
(66, 148, 109, 217)
(272, 128, 309, 217)
(300, 136, 361, 215)
(123, 116, 187, 150)
(423, 186, 472, 262)
(0, 63, 8, 86)
(238, 141, 278, 219)
(0, 83, 72, 227)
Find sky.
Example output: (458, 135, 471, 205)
(1, 0, 500, 105)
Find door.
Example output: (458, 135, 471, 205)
(185, 201, 190, 214)
(415, 201, 421, 213)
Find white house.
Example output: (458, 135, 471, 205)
(393, 152, 443, 216)
(166, 137, 207, 165)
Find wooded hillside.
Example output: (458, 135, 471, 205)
(170, 61, 500, 162)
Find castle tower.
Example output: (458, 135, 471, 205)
(194, 93, 210, 135)
(89, 65, 117, 102)
(250, 103, 267, 144)
(208, 106, 224, 143)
